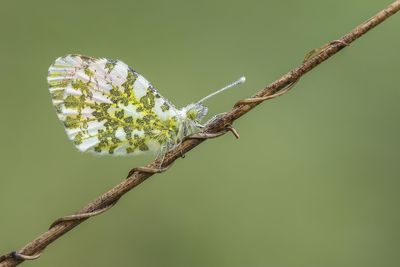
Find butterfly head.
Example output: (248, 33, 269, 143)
(181, 103, 208, 127)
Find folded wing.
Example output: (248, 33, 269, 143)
(48, 55, 179, 155)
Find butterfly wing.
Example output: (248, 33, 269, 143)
(48, 54, 180, 155)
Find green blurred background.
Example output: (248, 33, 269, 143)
(1, 0, 399, 266)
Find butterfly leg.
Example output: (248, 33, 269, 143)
(204, 112, 227, 126)
(172, 137, 187, 158)
(195, 122, 205, 129)
(156, 145, 168, 167)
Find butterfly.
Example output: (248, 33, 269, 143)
(47, 54, 245, 156)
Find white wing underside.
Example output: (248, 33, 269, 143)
(48, 55, 181, 155)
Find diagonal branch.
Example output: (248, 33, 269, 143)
(1, 1, 400, 266)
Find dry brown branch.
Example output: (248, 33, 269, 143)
(1, 1, 400, 266)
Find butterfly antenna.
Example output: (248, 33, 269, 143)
(197, 76, 246, 103)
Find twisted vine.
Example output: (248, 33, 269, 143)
(1, 1, 400, 266)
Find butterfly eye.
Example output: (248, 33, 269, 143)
(187, 110, 198, 120)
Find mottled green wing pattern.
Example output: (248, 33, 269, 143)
(48, 55, 181, 155)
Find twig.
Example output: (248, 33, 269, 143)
(1, 1, 400, 266)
